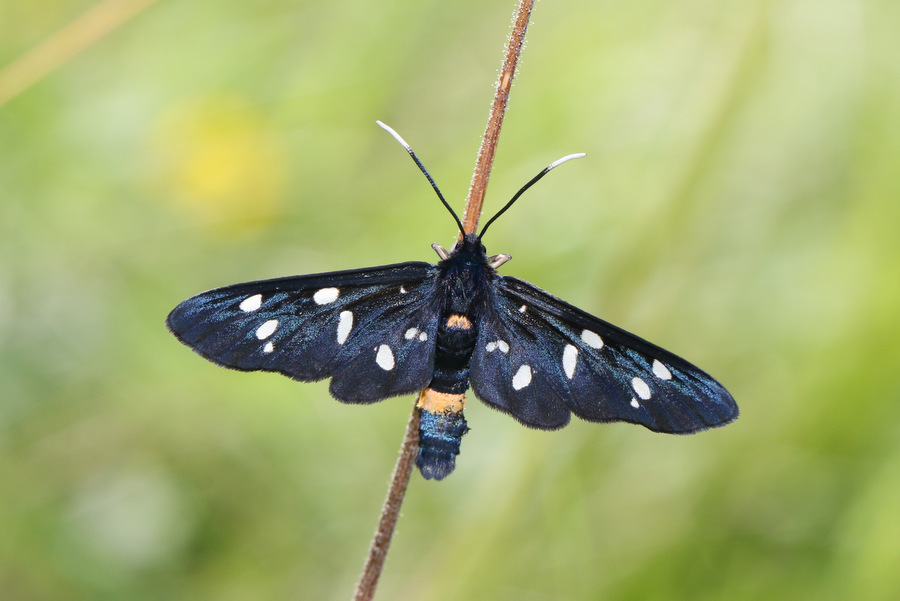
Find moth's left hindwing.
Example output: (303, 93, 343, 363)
(166, 262, 441, 403)
(470, 276, 738, 433)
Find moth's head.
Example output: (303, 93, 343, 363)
(432, 233, 483, 261)
(459, 232, 484, 255)
(432, 233, 510, 270)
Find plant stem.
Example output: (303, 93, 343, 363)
(351, 1, 535, 599)
(352, 405, 420, 601)
(462, 0, 536, 235)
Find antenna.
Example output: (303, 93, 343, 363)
(376, 121, 465, 236)
(478, 153, 586, 240)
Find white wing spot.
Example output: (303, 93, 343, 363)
(486, 340, 510, 353)
(256, 319, 278, 340)
(263, 341, 274, 354)
(418, 331, 428, 342)
(581, 329, 604, 349)
(512, 365, 533, 390)
(405, 327, 419, 340)
(337, 311, 353, 345)
(632, 377, 652, 400)
(652, 359, 673, 380)
(630, 397, 640, 409)
(519, 305, 527, 313)
(376, 344, 395, 371)
(563, 344, 578, 380)
(400, 285, 408, 294)
(313, 287, 339, 305)
(239, 294, 262, 312)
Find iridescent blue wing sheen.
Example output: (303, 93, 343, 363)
(469, 276, 738, 433)
(166, 262, 441, 403)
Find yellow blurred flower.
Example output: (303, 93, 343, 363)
(152, 95, 286, 231)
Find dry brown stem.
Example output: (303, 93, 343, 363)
(352, 1, 535, 599)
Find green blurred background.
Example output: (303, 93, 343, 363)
(2, 0, 899, 599)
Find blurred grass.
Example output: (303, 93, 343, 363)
(1, 0, 899, 599)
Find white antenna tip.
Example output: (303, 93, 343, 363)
(376, 120, 413, 152)
(547, 153, 587, 170)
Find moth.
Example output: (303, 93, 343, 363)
(167, 122, 738, 480)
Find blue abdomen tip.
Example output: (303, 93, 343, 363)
(417, 408, 469, 480)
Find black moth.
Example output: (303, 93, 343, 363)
(167, 122, 738, 480)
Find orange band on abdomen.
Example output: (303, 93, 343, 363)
(417, 388, 466, 414)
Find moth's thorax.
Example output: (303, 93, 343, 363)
(436, 233, 495, 316)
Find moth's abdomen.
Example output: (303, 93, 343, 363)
(415, 389, 469, 481)
(430, 313, 477, 394)
(415, 310, 479, 479)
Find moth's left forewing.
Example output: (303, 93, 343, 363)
(470, 276, 738, 434)
(167, 262, 442, 403)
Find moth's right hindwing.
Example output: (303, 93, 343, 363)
(166, 262, 441, 403)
